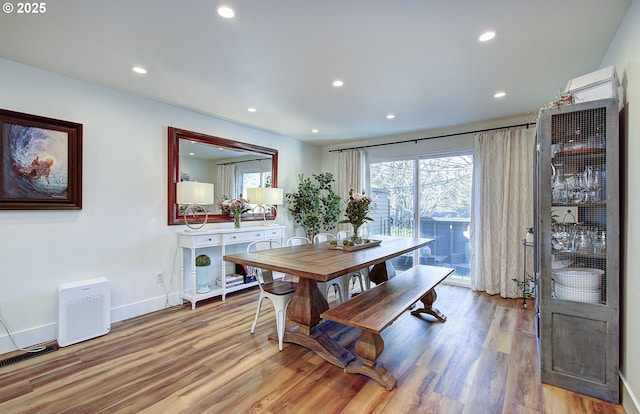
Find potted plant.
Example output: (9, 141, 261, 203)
(285, 173, 342, 241)
(195, 254, 212, 293)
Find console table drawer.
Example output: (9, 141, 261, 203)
(193, 234, 221, 247)
(222, 230, 266, 244)
(264, 228, 284, 239)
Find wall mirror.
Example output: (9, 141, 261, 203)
(168, 127, 278, 225)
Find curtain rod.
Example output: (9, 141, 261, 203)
(217, 157, 269, 166)
(328, 121, 536, 152)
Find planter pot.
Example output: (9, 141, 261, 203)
(196, 265, 211, 293)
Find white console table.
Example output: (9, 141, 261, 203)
(178, 225, 285, 309)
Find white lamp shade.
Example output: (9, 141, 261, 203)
(247, 187, 284, 205)
(176, 181, 214, 205)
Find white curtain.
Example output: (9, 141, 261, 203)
(217, 164, 236, 200)
(333, 149, 366, 230)
(470, 126, 535, 297)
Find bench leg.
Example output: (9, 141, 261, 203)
(345, 331, 398, 390)
(411, 288, 447, 322)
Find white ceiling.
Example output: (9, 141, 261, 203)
(0, 0, 632, 145)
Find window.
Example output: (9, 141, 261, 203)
(239, 171, 271, 198)
(369, 152, 472, 280)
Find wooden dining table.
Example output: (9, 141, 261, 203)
(223, 235, 433, 368)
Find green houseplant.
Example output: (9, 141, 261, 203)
(195, 254, 212, 294)
(285, 173, 342, 241)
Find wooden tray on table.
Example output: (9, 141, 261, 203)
(327, 239, 382, 251)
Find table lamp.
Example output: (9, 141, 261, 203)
(246, 187, 284, 225)
(176, 181, 214, 230)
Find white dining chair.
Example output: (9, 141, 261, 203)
(313, 233, 349, 303)
(287, 236, 312, 246)
(313, 233, 336, 244)
(336, 230, 369, 295)
(247, 240, 297, 351)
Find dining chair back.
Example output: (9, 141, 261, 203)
(286, 236, 312, 246)
(247, 239, 297, 351)
(313, 233, 336, 243)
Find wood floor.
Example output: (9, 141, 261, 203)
(0, 284, 626, 414)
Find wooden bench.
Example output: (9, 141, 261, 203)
(320, 264, 454, 390)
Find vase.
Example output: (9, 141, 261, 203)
(351, 223, 362, 244)
(233, 213, 241, 228)
(195, 265, 211, 294)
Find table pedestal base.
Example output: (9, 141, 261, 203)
(268, 326, 356, 368)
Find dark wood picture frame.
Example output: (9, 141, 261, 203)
(0, 109, 83, 210)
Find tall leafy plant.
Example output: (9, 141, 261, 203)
(285, 173, 342, 241)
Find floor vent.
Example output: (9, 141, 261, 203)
(58, 277, 111, 347)
(0, 344, 59, 367)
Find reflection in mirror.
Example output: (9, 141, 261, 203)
(168, 127, 278, 225)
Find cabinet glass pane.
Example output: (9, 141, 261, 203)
(550, 106, 607, 305)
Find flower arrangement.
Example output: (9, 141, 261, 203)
(218, 195, 251, 228)
(217, 196, 251, 216)
(339, 189, 373, 241)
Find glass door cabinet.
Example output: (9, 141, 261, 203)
(534, 98, 619, 403)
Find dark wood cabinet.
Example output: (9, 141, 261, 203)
(534, 98, 619, 403)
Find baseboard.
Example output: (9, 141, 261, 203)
(0, 292, 181, 355)
(621, 372, 640, 414)
(0, 322, 56, 355)
(110, 292, 181, 323)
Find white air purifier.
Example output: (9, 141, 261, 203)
(57, 277, 111, 347)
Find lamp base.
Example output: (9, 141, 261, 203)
(262, 205, 279, 226)
(183, 204, 208, 230)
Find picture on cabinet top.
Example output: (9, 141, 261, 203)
(0, 109, 82, 210)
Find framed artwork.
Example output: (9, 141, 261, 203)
(0, 109, 83, 210)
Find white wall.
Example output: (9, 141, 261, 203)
(0, 57, 321, 353)
(601, 0, 640, 411)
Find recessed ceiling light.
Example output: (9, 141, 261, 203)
(132, 66, 147, 74)
(189, 152, 195, 156)
(494, 91, 506, 98)
(332, 80, 344, 87)
(311, 129, 319, 133)
(386, 114, 396, 119)
(479, 31, 496, 42)
(217, 5, 235, 19)
(248, 107, 257, 112)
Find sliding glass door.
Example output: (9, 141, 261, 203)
(369, 159, 416, 271)
(369, 152, 472, 279)
(417, 155, 472, 279)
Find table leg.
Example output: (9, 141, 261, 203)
(368, 261, 391, 285)
(287, 278, 328, 335)
(410, 288, 447, 322)
(269, 278, 356, 368)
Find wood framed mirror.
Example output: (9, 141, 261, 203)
(168, 127, 278, 225)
